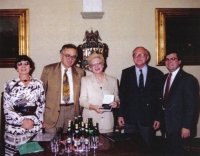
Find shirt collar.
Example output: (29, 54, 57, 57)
(170, 67, 180, 76)
(135, 65, 147, 71)
(135, 65, 147, 73)
(61, 63, 71, 72)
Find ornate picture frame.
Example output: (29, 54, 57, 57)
(156, 8, 200, 65)
(0, 9, 29, 68)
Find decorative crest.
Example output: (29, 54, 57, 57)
(77, 30, 108, 71)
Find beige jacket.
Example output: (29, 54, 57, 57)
(79, 73, 120, 133)
(41, 62, 84, 129)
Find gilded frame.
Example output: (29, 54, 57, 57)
(156, 8, 200, 66)
(0, 9, 29, 68)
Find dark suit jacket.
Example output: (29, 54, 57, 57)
(40, 62, 84, 129)
(117, 66, 163, 127)
(163, 69, 199, 135)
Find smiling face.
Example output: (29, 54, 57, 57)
(89, 57, 104, 74)
(17, 60, 31, 75)
(132, 47, 149, 69)
(165, 53, 181, 72)
(60, 48, 77, 68)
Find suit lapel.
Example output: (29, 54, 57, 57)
(53, 62, 62, 91)
(145, 66, 152, 90)
(132, 66, 138, 89)
(91, 74, 101, 90)
(102, 74, 111, 90)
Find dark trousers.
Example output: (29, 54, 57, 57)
(166, 132, 187, 156)
(124, 123, 155, 150)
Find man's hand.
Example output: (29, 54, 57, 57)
(153, 121, 160, 130)
(182, 128, 190, 138)
(118, 117, 125, 127)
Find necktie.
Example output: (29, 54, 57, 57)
(63, 69, 70, 103)
(139, 69, 144, 91)
(163, 73, 172, 108)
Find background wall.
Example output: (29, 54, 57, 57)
(0, 0, 200, 136)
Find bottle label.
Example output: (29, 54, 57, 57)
(67, 137, 71, 144)
(94, 136, 99, 142)
(85, 138, 89, 145)
(80, 136, 84, 142)
(89, 130, 93, 134)
(74, 139, 81, 146)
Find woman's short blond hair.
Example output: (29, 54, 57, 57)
(87, 53, 104, 65)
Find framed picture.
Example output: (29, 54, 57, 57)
(0, 9, 29, 68)
(156, 8, 200, 65)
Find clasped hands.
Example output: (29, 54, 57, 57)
(22, 118, 34, 130)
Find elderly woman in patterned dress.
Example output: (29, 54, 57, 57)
(3, 55, 45, 154)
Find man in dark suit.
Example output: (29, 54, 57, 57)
(117, 46, 163, 150)
(162, 52, 199, 155)
(41, 44, 85, 133)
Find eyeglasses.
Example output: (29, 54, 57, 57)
(165, 57, 178, 61)
(90, 62, 103, 67)
(132, 53, 147, 58)
(17, 61, 30, 66)
(62, 53, 77, 60)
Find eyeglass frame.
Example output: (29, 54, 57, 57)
(132, 53, 148, 58)
(17, 61, 30, 66)
(61, 52, 77, 60)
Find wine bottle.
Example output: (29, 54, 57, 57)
(84, 123, 90, 152)
(65, 121, 72, 153)
(93, 121, 100, 149)
(78, 115, 82, 129)
(74, 124, 80, 152)
(74, 117, 79, 127)
(80, 122, 85, 151)
(88, 118, 94, 135)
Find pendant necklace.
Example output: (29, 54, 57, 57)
(20, 77, 30, 82)
(95, 74, 104, 90)
(21, 79, 30, 82)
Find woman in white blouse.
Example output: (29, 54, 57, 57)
(3, 55, 45, 152)
(79, 53, 120, 133)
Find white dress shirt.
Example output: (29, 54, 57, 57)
(135, 65, 147, 87)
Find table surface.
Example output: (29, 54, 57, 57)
(13, 133, 148, 156)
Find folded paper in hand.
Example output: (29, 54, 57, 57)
(101, 94, 114, 112)
(17, 142, 44, 155)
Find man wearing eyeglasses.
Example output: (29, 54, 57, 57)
(117, 46, 163, 152)
(41, 44, 85, 133)
(162, 52, 199, 155)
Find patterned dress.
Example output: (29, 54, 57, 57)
(3, 77, 45, 154)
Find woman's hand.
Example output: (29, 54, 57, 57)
(109, 101, 120, 108)
(22, 118, 34, 130)
(89, 104, 104, 114)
